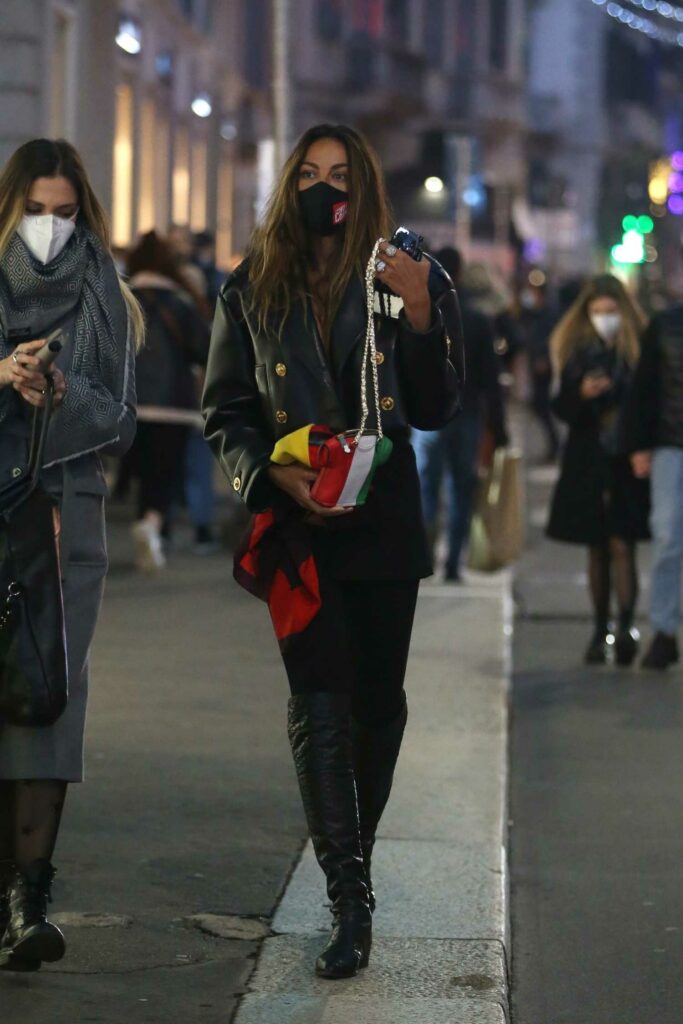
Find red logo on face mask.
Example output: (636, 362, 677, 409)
(332, 201, 348, 225)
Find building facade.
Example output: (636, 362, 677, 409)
(1, 0, 528, 271)
(525, 0, 683, 280)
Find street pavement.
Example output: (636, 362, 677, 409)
(510, 419, 683, 1023)
(1, 495, 513, 1024)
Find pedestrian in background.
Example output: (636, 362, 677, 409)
(203, 123, 463, 980)
(126, 231, 210, 572)
(516, 280, 560, 463)
(624, 293, 683, 669)
(0, 138, 141, 969)
(460, 260, 522, 370)
(167, 223, 208, 298)
(413, 247, 508, 581)
(547, 274, 648, 666)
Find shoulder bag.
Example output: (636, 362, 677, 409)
(0, 378, 69, 726)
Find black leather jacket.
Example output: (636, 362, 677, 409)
(623, 306, 683, 452)
(203, 259, 464, 514)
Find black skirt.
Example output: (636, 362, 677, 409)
(547, 444, 650, 545)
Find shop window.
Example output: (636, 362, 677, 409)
(138, 97, 156, 234)
(173, 125, 190, 225)
(216, 151, 233, 268)
(190, 136, 208, 231)
(112, 82, 134, 247)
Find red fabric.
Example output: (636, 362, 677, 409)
(233, 509, 321, 646)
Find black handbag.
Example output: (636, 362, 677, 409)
(0, 378, 68, 726)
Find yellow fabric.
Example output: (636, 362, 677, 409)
(270, 425, 314, 467)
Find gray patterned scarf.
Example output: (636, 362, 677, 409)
(0, 227, 135, 466)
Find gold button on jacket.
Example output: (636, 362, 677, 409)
(276, 410, 288, 424)
(380, 396, 395, 412)
(233, 476, 241, 491)
(275, 362, 287, 377)
(374, 352, 385, 365)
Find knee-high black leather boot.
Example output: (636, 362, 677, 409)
(351, 699, 408, 912)
(0, 860, 65, 965)
(287, 692, 372, 980)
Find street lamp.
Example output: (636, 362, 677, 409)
(116, 18, 142, 55)
(424, 176, 444, 194)
(191, 93, 213, 119)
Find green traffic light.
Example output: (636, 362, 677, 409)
(637, 215, 654, 234)
(622, 215, 639, 232)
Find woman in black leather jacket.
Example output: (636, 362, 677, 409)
(547, 274, 648, 666)
(202, 124, 463, 980)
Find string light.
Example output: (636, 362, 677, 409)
(591, 0, 683, 46)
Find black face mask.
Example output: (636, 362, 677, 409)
(298, 182, 349, 236)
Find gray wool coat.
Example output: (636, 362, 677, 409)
(0, 267, 136, 782)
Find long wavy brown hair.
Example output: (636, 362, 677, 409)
(247, 124, 392, 343)
(0, 138, 144, 349)
(550, 274, 646, 373)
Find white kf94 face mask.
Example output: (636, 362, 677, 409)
(17, 212, 78, 264)
(589, 311, 622, 341)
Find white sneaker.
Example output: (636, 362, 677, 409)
(131, 519, 166, 573)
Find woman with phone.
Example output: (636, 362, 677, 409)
(547, 274, 648, 665)
(203, 124, 463, 979)
(0, 139, 141, 970)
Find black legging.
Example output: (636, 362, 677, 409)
(281, 535, 419, 728)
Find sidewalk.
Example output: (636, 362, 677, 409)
(234, 569, 513, 1024)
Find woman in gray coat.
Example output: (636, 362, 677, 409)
(0, 139, 141, 970)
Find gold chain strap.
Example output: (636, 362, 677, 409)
(356, 239, 384, 444)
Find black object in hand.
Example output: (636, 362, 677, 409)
(35, 329, 63, 373)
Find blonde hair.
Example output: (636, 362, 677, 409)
(247, 124, 392, 344)
(550, 274, 646, 373)
(0, 138, 144, 350)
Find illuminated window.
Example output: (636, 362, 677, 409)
(112, 82, 134, 247)
(190, 136, 208, 231)
(138, 97, 156, 233)
(216, 151, 233, 268)
(155, 113, 171, 231)
(173, 125, 190, 225)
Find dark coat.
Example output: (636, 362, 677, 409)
(132, 283, 210, 410)
(547, 338, 649, 544)
(202, 260, 464, 579)
(460, 305, 507, 446)
(622, 306, 683, 453)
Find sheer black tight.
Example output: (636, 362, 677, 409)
(588, 539, 638, 633)
(0, 780, 67, 870)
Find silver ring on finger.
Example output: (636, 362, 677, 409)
(12, 352, 19, 365)
(385, 244, 398, 257)
(376, 259, 387, 273)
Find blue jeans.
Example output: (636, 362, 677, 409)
(412, 412, 482, 577)
(650, 447, 683, 635)
(184, 428, 215, 529)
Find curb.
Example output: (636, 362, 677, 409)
(234, 572, 513, 1023)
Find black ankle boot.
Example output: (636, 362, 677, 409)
(0, 860, 65, 965)
(584, 628, 612, 665)
(287, 693, 372, 980)
(642, 632, 680, 670)
(615, 626, 640, 666)
(0, 861, 40, 972)
(351, 700, 408, 912)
